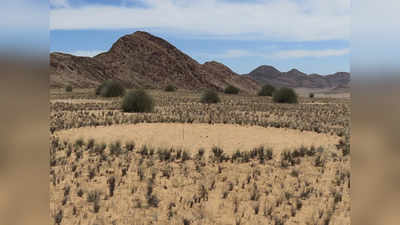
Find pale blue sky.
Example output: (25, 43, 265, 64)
(50, 0, 350, 74)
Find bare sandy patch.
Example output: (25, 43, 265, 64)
(55, 123, 339, 153)
(295, 88, 350, 99)
(51, 99, 111, 104)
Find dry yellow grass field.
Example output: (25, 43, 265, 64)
(50, 88, 350, 225)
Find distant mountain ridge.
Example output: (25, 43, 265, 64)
(50, 31, 260, 94)
(244, 65, 350, 90)
(50, 31, 349, 93)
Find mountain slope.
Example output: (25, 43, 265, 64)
(50, 52, 108, 88)
(245, 65, 350, 90)
(50, 31, 260, 93)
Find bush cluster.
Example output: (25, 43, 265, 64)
(200, 89, 220, 104)
(96, 80, 125, 97)
(164, 84, 177, 92)
(65, 85, 73, 92)
(122, 89, 154, 113)
(258, 84, 275, 96)
(273, 87, 298, 103)
(224, 85, 240, 94)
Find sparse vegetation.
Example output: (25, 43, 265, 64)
(50, 88, 350, 225)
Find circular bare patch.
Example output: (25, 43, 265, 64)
(56, 123, 339, 153)
(50, 99, 110, 104)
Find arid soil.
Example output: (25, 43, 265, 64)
(50, 89, 350, 225)
(55, 123, 339, 155)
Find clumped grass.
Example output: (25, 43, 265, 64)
(333, 190, 343, 204)
(109, 141, 122, 156)
(253, 202, 260, 214)
(88, 167, 96, 180)
(233, 197, 239, 213)
(146, 182, 159, 208)
(94, 143, 107, 155)
(182, 150, 191, 161)
(66, 148, 72, 157)
(96, 80, 125, 97)
(183, 218, 191, 225)
(107, 176, 116, 197)
(258, 84, 275, 96)
(65, 85, 73, 92)
(87, 190, 100, 203)
(93, 199, 100, 213)
(54, 209, 63, 225)
(157, 148, 172, 162)
(211, 146, 227, 162)
(250, 146, 273, 163)
(85, 190, 101, 213)
(75, 151, 82, 161)
(290, 169, 299, 177)
(122, 89, 154, 113)
(280, 151, 294, 168)
(77, 189, 84, 197)
(222, 191, 229, 199)
(232, 150, 242, 162)
(137, 167, 144, 181)
(273, 87, 298, 103)
(309, 93, 315, 98)
(75, 138, 84, 148)
(314, 155, 325, 167)
(307, 146, 317, 156)
(87, 138, 95, 150)
(125, 141, 135, 152)
(200, 89, 220, 104)
(164, 84, 177, 92)
(139, 145, 150, 156)
(224, 85, 240, 94)
(296, 199, 303, 210)
(250, 184, 260, 201)
(336, 137, 350, 156)
(63, 185, 70, 197)
(196, 148, 205, 160)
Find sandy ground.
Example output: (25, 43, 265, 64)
(51, 99, 110, 104)
(55, 123, 339, 154)
(294, 88, 350, 98)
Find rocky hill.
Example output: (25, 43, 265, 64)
(50, 31, 260, 93)
(245, 65, 350, 90)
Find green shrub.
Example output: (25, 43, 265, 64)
(164, 84, 176, 92)
(258, 84, 275, 96)
(200, 89, 220, 104)
(95, 82, 106, 95)
(309, 93, 315, 98)
(273, 87, 298, 103)
(96, 80, 125, 97)
(122, 89, 154, 113)
(65, 85, 73, 92)
(224, 85, 240, 94)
